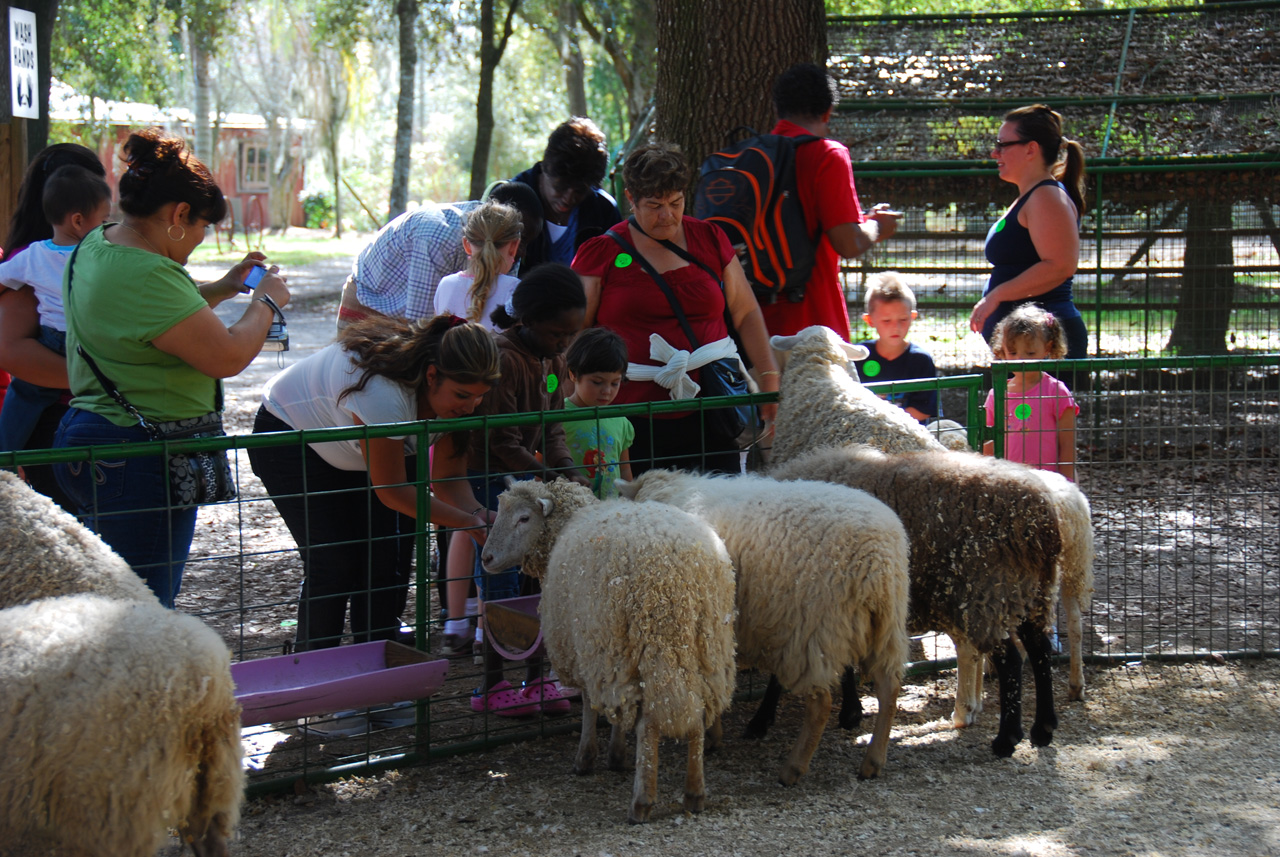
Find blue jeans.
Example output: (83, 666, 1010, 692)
(54, 407, 197, 608)
(0, 326, 67, 452)
(467, 470, 525, 600)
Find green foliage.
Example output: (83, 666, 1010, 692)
(54, 0, 179, 104)
(302, 193, 336, 229)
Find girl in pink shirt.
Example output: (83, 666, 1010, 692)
(983, 306, 1078, 481)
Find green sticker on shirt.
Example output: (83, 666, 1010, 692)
(615, 253, 633, 268)
(1014, 403, 1032, 420)
(547, 373, 559, 394)
(863, 360, 881, 378)
(994, 218, 1007, 233)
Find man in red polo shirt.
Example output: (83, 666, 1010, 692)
(763, 63, 901, 341)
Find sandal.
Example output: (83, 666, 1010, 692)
(518, 677, 572, 714)
(470, 680, 538, 717)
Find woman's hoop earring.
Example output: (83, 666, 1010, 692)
(167, 224, 186, 242)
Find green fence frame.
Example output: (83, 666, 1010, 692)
(3, 352, 1276, 794)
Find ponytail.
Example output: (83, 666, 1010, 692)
(337, 314, 501, 403)
(1006, 104, 1087, 215)
(462, 201, 523, 323)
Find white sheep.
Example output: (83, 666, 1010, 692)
(769, 325, 946, 462)
(771, 445, 1064, 757)
(617, 469, 910, 785)
(480, 479, 737, 824)
(0, 593, 244, 856)
(0, 470, 157, 608)
(769, 326, 1095, 702)
(925, 418, 972, 451)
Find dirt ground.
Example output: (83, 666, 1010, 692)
(169, 256, 1280, 857)
(192, 659, 1280, 857)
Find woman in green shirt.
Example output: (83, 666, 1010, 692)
(54, 128, 291, 608)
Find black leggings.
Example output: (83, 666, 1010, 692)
(247, 406, 413, 650)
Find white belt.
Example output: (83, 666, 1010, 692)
(626, 333, 757, 401)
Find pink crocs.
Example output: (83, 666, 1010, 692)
(470, 680, 538, 717)
(518, 677, 572, 714)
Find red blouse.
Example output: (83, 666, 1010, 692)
(572, 217, 735, 406)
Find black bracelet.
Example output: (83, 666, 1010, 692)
(256, 293, 281, 315)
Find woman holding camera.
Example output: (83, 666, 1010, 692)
(54, 128, 289, 608)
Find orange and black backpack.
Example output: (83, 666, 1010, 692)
(693, 127, 821, 305)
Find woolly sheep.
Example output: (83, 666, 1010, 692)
(480, 479, 736, 824)
(0, 594, 244, 856)
(769, 325, 946, 462)
(770, 445, 1064, 757)
(925, 418, 972, 452)
(0, 470, 156, 608)
(768, 326, 1095, 701)
(617, 469, 910, 785)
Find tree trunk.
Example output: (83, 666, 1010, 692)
(654, 0, 826, 177)
(469, 0, 521, 200)
(559, 1, 587, 116)
(330, 132, 343, 238)
(1167, 201, 1235, 355)
(192, 23, 215, 164)
(389, 0, 418, 220)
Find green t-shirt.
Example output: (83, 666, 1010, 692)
(64, 227, 215, 426)
(562, 399, 635, 499)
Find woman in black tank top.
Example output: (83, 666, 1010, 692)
(969, 105, 1090, 360)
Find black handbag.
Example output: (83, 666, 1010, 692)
(607, 224, 754, 443)
(66, 243, 236, 507)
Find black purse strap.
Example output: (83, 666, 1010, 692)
(607, 227, 705, 350)
(65, 238, 222, 439)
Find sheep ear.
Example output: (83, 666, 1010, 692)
(537, 497, 554, 518)
(769, 334, 798, 352)
(841, 342, 870, 362)
(503, 475, 517, 488)
(615, 479, 637, 499)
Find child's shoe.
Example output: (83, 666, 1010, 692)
(470, 680, 538, 717)
(518, 677, 572, 714)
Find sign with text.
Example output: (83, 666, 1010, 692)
(9, 7, 37, 119)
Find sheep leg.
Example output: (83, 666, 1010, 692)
(779, 686, 831, 787)
(1018, 620, 1058, 747)
(683, 726, 707, 814)
(953, 640, 984, 727)
(629, 712, 657, 824)
(1065, 593, 1086, 701)
(838, 665, 864, 731)
(573, 689, 598, 775)
(186, 825, 230, 857)
(706, 712, 724, 751)
(857, 664, 900, 780)
(989, 637, 1025, 758)
(606, 720, 628, 771)
(745, 675, 784, 739)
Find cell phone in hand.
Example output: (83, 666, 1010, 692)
(243, 265, 267, 290)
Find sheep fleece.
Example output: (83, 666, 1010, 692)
(539, 499, 737, 737)
(0, 470, 156, 608)
(0, 594, 244, 856)
(772, 446, 1062, 650)
(625, 471, 910, 697)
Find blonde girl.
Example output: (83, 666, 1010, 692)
(982, 305, 1078, 481)
(433, 201, 523, 329)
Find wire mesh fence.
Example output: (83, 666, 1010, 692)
(4, 353, 1275, 792)
(824, 2, 1280, 368)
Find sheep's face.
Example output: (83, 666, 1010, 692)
(770, 325, 869, 372)
(481, 491, 553, 574)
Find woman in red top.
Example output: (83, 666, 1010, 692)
(572, 142, 778, 475)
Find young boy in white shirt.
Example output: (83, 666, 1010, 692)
(0, 164, 111, 451)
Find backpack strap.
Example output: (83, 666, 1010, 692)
(607, 228, 703, 350)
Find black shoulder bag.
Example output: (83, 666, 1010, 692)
(66, 243, 236, 506)
(607, 222, 754, 444)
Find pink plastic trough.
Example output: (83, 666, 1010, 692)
(231, 640, 449, 726)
